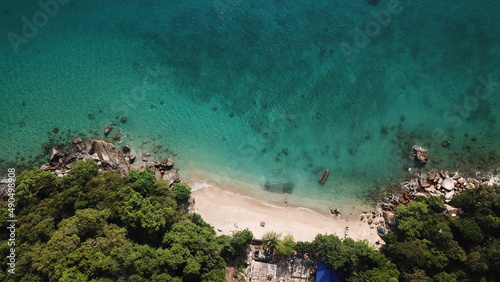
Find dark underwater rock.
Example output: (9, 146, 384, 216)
(104, 125, 113, 136)
(263, 180, 294, 194)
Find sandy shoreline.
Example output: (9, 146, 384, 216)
(191, 185, 384, 245)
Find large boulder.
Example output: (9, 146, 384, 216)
(49, 148, 62, 163)
(166, 157, 174, 168)
(160, 169, 180, 186)
(427, 170, 438, 182)
(419, 179, 431, 188)
(154, 157, 175, 172)
(412, 145, 429, 164)
(383, 211, 396, 226)
(104, 125, 113, 136)
(441, 178, 456, 191)
(86, 138, 129, 175)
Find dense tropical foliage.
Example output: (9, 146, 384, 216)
(382, 187, 500, 281)
(0, 160, 229, 281)
(1, 159, 498, 281)
(292, 186, 500, 281)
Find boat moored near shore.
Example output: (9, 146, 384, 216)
(319, 169, 330, 184)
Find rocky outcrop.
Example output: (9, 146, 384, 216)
(49, 148, 63, 163)
(383, 211, 396, 226)
(40, 138, 130, 176)
(441, 178, 455, 191)
(41, 148, 75, 177)
(113, 132, 121, 142)
(166, 157, 174, 168)
(39, 135, 183, 188)
(87, 138, 129, 175)
(128, 154, 136, 163)
(159, 169, 180, 186)
(104, 125, 113, 136)
(152, 158, 180, 186)
(381, 168, 500, 214)
(122, 145, 131, 153)
(412, 145, 428, 164)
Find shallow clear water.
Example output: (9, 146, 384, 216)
(1, 0, 500, 209)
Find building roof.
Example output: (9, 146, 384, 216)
(316, 261, 340, 282)
(250, 261, 277, 282)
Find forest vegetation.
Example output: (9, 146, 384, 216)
(1, 160, 498, 281)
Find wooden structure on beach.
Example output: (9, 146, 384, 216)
(319, 169, 330, 183)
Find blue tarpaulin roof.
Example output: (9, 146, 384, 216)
(315, 261, 340, 282)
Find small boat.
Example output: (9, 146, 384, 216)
(319, 169, 330, 183)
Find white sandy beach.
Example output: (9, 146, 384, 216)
(191, 185, 385, 245)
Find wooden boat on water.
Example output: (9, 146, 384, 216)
(319, 169, 330, 183)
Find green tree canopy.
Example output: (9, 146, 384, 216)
(171, 183, 191, 203)
(230, 229, 253, 255)
(276, 235, 296, 256)
(262, 231, 281, 254)
(0, 161, 225, 281)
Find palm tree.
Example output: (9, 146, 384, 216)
(262, 231, 281, 254)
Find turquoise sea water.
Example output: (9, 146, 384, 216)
(1, 0, 500, 210)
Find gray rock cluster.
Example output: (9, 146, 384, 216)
(41, 138, 130, 177)
(381, 169, 499, 213)
(151, 157, 180, 186)
(412, 145, 429, 164)
(40, 138, 180, 186)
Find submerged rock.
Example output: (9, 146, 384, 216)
(397, 131, 406, 139)
(113, 132, 121, 142)
(367, 0, 381, 6)
(264, 180, 295, 194)
(123, 145, 131, 153)
(104, 125, 113, 136)
(442, 140, 452, 147)
(128, 154, 136, 163)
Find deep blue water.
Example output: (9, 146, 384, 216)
(1, 0, 499, 210)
